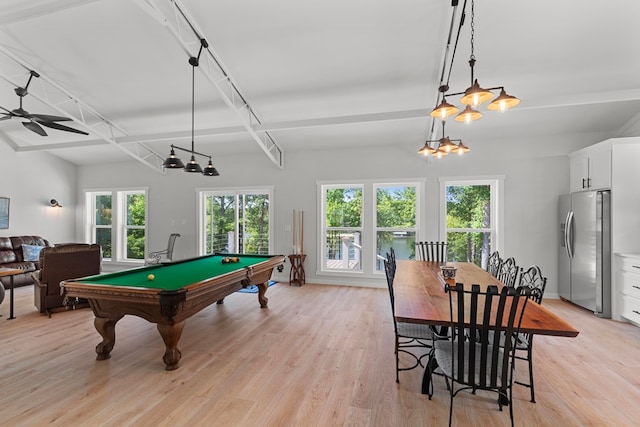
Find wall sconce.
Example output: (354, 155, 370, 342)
(50, 199, 62, 208)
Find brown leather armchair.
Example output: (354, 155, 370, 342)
(32, 243, 102, 316)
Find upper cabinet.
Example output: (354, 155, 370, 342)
(569, 141, 612, 192)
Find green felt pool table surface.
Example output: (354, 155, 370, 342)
(76, 253, 274, 291)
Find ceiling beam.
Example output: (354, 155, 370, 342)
(137, 0, 284, 169)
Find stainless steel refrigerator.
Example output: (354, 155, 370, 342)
(558, 191, 611, 317)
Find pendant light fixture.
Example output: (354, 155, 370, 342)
(428, 0, 520, 125)
(418, 121, 469, 158)
(162, 38, 219, 176)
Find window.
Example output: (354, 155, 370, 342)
(86, 189, 147, 262)
(440, 177, 503, 268)
(199, 188, 272, 255)
(319, 180, 422, 276)
(375, 184, 417, 271)
(322, 185, 363, 272)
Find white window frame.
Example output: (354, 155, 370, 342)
(85, 188, 148, 264)
(197, 186, 274, 256)
(318, 179, 424, 278)
(438, 176, 504, 261)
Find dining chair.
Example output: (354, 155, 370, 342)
(146, 233, 180, 265)
(514, 265, 548, 403)
(497, 257, 520, 288)
(384, 249, 434, 383)
(486, 250, 502, 277)
(415, 241, 447, 263)
(423, 283, 531, 427)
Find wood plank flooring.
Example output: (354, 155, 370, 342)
(1, 283, 639, 426)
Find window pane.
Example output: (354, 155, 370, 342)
(126, 193, 145, 226)
(96, 228, 112, 258)
(95, 195, 112, 225)
(205, 195, 236, 253)
(326, 188, 362, 227)
(325, 230, 362, 271)
(376, 231, 416, 270)
(376, 186, 416, 227)
(446, 185, 491, 229)
(242, 194, 270, 255)
(126, 228, 145, 259)
(446, 231, 491, 267)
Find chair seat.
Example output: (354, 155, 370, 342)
(397, 322, 434, 340)
(434, 340, 506, 385)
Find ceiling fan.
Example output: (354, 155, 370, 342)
(0, 70, 88, 136)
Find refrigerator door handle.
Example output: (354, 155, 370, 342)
(565, 211, 574, 259)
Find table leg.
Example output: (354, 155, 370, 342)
(94, 315, 123, 360)
(8, 275, 15, 320)
(157, 321, 185, 371)
(256, 282, 269, 308)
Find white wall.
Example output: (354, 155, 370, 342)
(75, 130, 609, 297)
(0, 141, 77, 244)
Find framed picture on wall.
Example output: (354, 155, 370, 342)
(0, 197, 9, 229)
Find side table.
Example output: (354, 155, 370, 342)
(0, 268, 23, 320)
(288, 254, 306, 286)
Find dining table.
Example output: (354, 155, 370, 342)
(393, 260, 579, 337)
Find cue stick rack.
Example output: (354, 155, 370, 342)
(289, 209, 306, 285)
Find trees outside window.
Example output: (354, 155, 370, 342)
(441, 178, 502, 269)
(375, 185, 417, 270)
(323, 185, 363, 271)
(200, 189, 272, 255)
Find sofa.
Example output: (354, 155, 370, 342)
(32, 243, 102, 316)
(0, 236, 50, 288)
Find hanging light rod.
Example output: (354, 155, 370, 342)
(162, 37, 220, 177)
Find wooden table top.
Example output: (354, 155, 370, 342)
(0, 267, 23, 277)
(393, 260, 579, 338)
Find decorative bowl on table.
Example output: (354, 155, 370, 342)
(440, 265, 457, 280)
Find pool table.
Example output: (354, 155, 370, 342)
(61, 253, 285, 370)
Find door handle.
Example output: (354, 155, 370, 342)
(566, 211, 574, 259)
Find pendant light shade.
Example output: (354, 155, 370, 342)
(487, 88, 521, 112)
(454, 105, 482, 124)
(460, 79, 494, 106)
(202, 159, 219, 176)
(163, 147, 185, 169)
(438, 136, 457, 153)
(430, 97, 459, 119)
(418, 142, 437, 156)
(184, 155, 203, 173)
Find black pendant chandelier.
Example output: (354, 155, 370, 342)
(163, 38, 219, 176)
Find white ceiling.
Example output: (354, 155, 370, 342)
(1, 0, 639, 170)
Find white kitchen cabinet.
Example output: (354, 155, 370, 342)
(569, 143, 611, 192)
(616, 253, 640, 327)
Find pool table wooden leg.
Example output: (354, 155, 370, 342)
(157, 321, 185, 371)
(94, 315, 123, 360)
(257, 282, 269, 308)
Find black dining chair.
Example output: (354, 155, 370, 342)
(514, 265, 548, 403)
(496, 257, 520, 288)
(486, 250, 502, 277)
(423, 283, 531, 427)
(415, 241, 447, 264)
(384, 249, 435, 383)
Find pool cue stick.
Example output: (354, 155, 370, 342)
(300, 210, 304, 254)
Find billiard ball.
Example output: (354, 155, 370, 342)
(147, 274, 155, 281)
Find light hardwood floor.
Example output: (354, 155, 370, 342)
(1, 282, 639, 426)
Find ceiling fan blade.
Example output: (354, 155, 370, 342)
(23, 121, 48, 136)
(0, 115, 12, 122)
(29, 113, 73, 122)
(1, 105, 14, 115)
(37, 120, 89, 135)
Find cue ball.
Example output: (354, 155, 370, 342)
(147, 274, 155, 281)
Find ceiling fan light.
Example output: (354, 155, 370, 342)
(162, 147, 185, 169)
(487, 88, 520, 112)
(460, 79, 493, 106)
(184, 155, 203, 173)
(429, 98, 459, 119)
(454, 105, 482, 124)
